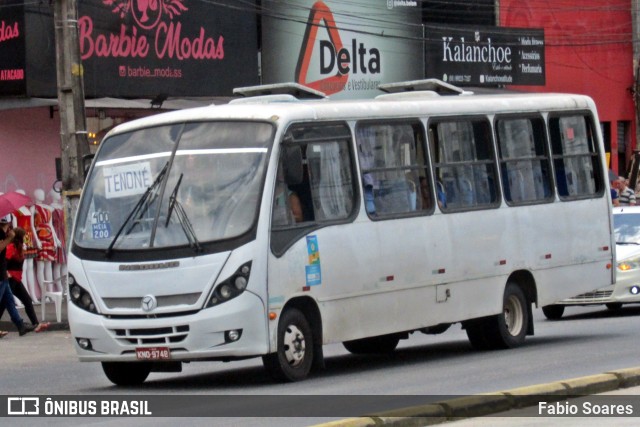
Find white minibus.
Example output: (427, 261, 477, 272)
(68, 80, 614, 384)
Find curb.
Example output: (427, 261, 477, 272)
(310, 367, 640, 427)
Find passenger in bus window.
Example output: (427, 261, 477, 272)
(419, 177, 433, 210)
(289, 191, 303, 222)
(273, 178, 304, 225)
(436, 180, 447, 209)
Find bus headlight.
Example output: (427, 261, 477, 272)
(69, 275, 98, 314)
(618, 257, 640, 271)
(206, 261, 252, 308)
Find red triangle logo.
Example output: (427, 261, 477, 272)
(295, 1, 349, 95)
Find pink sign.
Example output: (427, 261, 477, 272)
(0, 20, 20, 44)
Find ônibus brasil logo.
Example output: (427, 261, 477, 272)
(78, 0, 224, 61)
(295, 1, 381, 95)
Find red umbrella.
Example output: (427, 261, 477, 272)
(0, 191, 33, 218)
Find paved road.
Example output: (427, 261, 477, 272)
(3, 304, 640, 426)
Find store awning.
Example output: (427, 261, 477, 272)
(0, 96, 233, 111)
(0, 97, 58, 110)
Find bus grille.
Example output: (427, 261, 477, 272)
(102, 293, 201, 310)
(110, 325, 190, 345)
(564, 290, 613, 302)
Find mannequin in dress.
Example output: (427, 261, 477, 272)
(13, 189, 39, 302)
(32, 189, 61, 294)
(48, 189, 67, 287)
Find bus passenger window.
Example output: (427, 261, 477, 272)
(429, 118, 498, 211)
(549, 115, 603, 199)
(271, 122, 356, 242)
(496, 117, 553, 205)
(356, 121, 431, 218)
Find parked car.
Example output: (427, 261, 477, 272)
(542, 206, 640, 319)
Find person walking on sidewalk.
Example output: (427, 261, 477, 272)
(0, 214, 34, 338)
(0, 227, 49, 332)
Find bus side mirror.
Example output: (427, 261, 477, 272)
(283, 146, 303, 185)
(82, 154, 95, 179)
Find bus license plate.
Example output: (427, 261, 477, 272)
(135, 347, 171, 360)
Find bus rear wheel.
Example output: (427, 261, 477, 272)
(466, 282, 529, 350)
(262, 308, 314, 382)
(343, 334, 401, 354)
(102, 362, 151, 386)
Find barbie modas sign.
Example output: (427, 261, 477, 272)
(0, 20, 19, 44)
(78, 0, 225, 61)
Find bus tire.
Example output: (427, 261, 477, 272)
(343, 334, 401, 354)
(102, 362, 151, 386)
(466, 282, 528, 350)
(262, 308, 314, 382)
(494, 283, 529, 348)
(542, 304, 565, 320)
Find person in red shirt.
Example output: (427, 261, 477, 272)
(0, 227, 49, 332)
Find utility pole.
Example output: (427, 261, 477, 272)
(53, 0, 89, 242)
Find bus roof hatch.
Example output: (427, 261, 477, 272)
(378, 79, 473, 96)
(233, 83, 327, 100)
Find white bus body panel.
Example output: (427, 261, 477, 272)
(267, 198, 612, 345)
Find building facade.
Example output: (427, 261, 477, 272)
(0, 0, 635, 199)
(500, 0, 635, 176)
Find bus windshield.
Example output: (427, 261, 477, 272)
(74, 121, 273, 251)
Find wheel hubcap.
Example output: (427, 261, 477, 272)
(504, 294, 524, 336)
(283, 325, 305, 367)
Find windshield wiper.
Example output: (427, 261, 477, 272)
(165, 173, 183, 227)
(105, 161, 169, 257)
(616, 241, 640, 245)
(169, 197, 202, 252)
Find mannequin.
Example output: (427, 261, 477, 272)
(32, 189, 61, 294)
(49, 189, 67, 288)
(13, 189, 39, 302)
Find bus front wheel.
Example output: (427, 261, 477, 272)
(102, 362, 151, 386)
(466, 282, 529, 350)
(262, 308, 314, 382)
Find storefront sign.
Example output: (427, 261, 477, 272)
(77, 0, 258, 97)
(425, 25, 545, 86)
(262, 0, 422, 99)
(7, 0, 258, 98)
(0, 0, 26, 95)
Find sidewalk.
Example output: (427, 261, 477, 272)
(314, 368, 640, 426)
(0, 298, 69, 332)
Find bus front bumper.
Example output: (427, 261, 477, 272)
(69, 292, 269, 362)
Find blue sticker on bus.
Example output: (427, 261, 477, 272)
(91, 211, 112, 239)
(305, 235, 321, 286)
(305, 264, 322, 286)
(306, 235, 320, 264)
